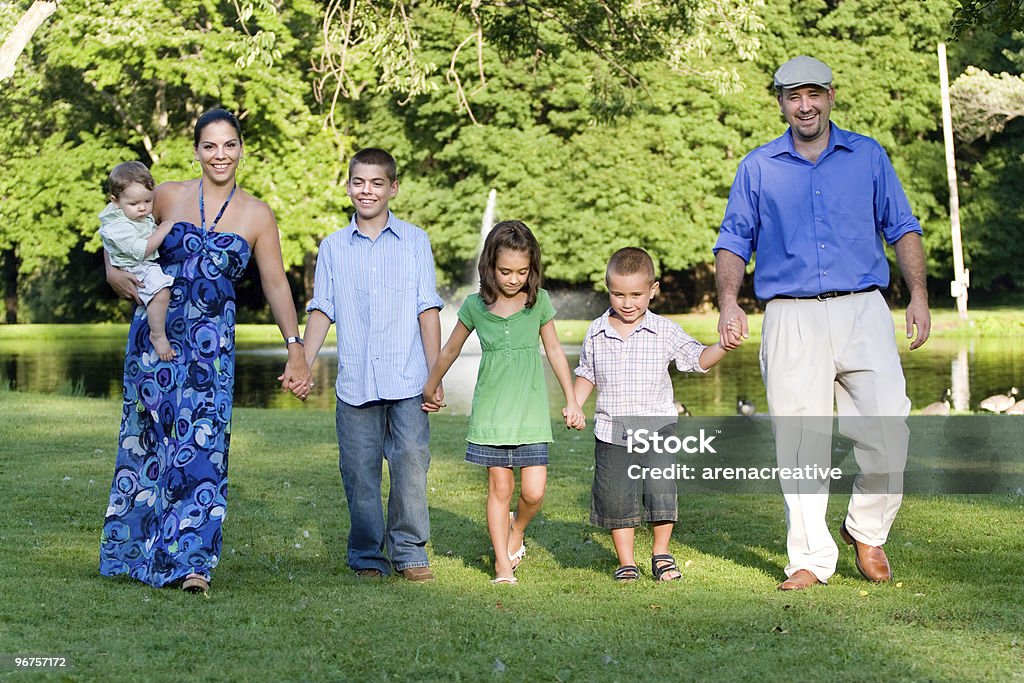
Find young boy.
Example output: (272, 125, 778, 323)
(302, 148, 443, 582)
(573, 247, 741, 582)
(98, 161, 176, 360)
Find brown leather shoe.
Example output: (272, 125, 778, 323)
(840, 522, 892, 582)
(777, 569, 822, 591)
(355, 568, 383, 579)
(400, 566, 436, 583)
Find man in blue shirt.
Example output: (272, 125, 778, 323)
(714, 56, 931, 591)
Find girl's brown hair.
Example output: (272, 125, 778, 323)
(478, 220, 542, 307)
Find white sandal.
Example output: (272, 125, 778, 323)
(490, 576, 518, 585)
(508, 511, 526, 570)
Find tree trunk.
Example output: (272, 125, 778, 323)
(690, 262, 718, 313)
(0, 1, 59, 81)
(303, 249, 316, 307)
(2, 248, 18, 324)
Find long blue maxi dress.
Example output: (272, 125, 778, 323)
(99, 221, 250, 587)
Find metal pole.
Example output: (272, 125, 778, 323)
(938, 42, 969, 320)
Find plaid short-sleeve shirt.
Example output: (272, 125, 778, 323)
(575, 309, 706, 444)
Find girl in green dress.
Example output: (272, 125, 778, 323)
(423, 221, 585, 584)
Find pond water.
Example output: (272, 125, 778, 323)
(2, 334, 1022, 416)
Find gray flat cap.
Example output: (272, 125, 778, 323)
(773, 55, 833, 90)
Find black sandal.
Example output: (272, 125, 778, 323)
(613, 565, 639, 582)
(651, 554, 681, 582)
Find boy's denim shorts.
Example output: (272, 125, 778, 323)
(590, 436, 678, 529)
(466, 442, 549, 468)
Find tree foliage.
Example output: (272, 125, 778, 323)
(1, 0, 1023, 322)
(0, 0, 57, 81)
(349, 0, 962, 296)
(950, 66, 1024, 141)
(0, 0, 349, 321)
(947, 37, 1024, 295)
(951, 0, 1024, 38)
(315, 0, 765, 126)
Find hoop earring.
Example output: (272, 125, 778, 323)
(238, 155, 247, 171)
(191, 159, 200, 173)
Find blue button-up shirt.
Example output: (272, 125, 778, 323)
(714, 124, 922, 300)
(307, 212, 444, 405)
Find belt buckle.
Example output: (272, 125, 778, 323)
(816, 290, 840, 301)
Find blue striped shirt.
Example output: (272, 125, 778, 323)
(714, 124, 922, 300)
(307, 212, 444, 405)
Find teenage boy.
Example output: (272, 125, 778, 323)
(303, 148, 443, 582)
(573, 248, 740, 582)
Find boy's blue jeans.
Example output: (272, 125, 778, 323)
(335, 396, 431, 574)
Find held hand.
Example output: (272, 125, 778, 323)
(284, 376, 309, 401)
(108, 267, 143, 305)
(421, 384, 446, 412)
(718, 304, 748, 350)
(905, 298, 931, 351)
(562, 403, 585, 430)
(277, 356, 313, 400)
(725, 318, 746, 348)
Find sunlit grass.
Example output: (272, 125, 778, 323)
(1, 393, 1021, 681)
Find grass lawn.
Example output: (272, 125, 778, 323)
(0, 393, 1021, 682)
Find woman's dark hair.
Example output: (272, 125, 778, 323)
(478, 220, 543, 307)
(193, 109, 243, 147)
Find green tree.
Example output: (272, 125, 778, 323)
(0, 0, 348, 322)
(315, 0, 766, 126)
(0, 1, 58, 81)
(950, 66, 1024, 142)
(336, 4, 772, 304)
(3, 0, 1024, 321)
(946, 35, 1024, 296)
(951, 0, 1024, 38)
(340, 0, 976, 307)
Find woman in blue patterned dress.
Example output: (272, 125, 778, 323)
(100, 109, 311, 593)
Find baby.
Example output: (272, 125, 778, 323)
(98, 161, 176, 360)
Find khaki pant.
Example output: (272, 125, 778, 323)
(760, 290, 910, 582)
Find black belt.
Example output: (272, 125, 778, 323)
(772, 285, 879, 301)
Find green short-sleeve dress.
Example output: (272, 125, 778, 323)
(458, 288, 556, 459)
